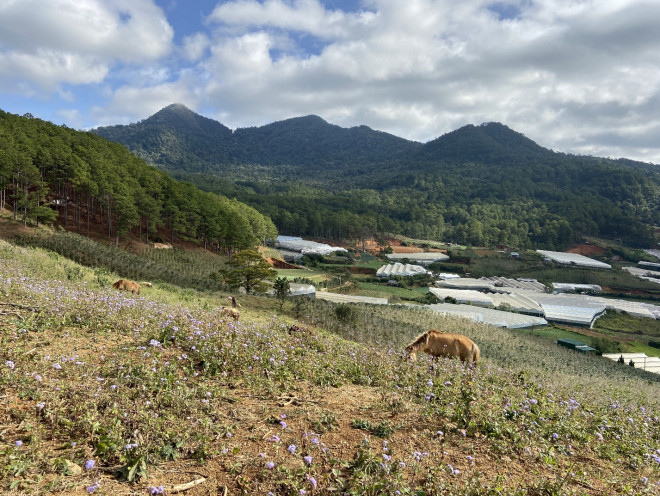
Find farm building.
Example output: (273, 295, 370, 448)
(482, 277, 546, 292)
(266, 283, 315, 298)
(386, 252, 449, 266)
(289, 283, 316, 297)
(275, 236, 348, 256)
(429, 287, 494, 306)
(644, 249, 660, 260)
(552, 283, 602, 294)
(556, 339, 597, 354)
(315, 292, 388, 305)
(377, 263, 427, 278)
(429, 287, 545, 315)
(622, 266, 660, 284)
(425, 303, 548, 328)
(602, 353, 660, 374)
(537, 250, 612, 269)
(433, 278, 497, 291)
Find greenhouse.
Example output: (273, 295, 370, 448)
(482, 277, 547, 292)
(603, 354, 660, 374)
(275, 236, 348, 255)
(537, 250, 612, 269)
(376, 263, 428, 278)
(429, 288, 494, 306)
(425, 303, 548, 328)
(552, 283, 602, 293)
(315, 292, 388, 305)
(433, 278, 497, 291)
(386, 252, 449, 265)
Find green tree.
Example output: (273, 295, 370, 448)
(222, 250, 276, 294)
(273, 277, 291, 309)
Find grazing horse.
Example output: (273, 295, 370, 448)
(112, 279, 141, 295)
(405, 330, 480, 364)
(220, 306, 240, 321)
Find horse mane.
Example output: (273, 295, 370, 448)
(405, 330, 431, 350)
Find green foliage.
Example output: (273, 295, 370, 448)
(0, 109, 276, 253)
(273, 277, 291, 309)
(350, 419, 395, 438)
(222, 249, 276, 294)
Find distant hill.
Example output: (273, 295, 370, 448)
(94, 104, 420, 173)
(88, 104, 660, 249)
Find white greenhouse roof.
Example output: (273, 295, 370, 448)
(433, 278, 497, 291)
(490, 293, 544, 314)
(639, 261, 660, 269)
(289, 283, 316, 296)
(623, 267, 660, 284)
(275, 236, 348, 255)
(425, 303, 548, 328)
(377, 263, 427, 278)
(482, 277, 547, 292)
(552, 283, 602, 293)
(386, 252, 449, 265)
(315, 292, 388, 305)
(537, 250, 611, 269)
(438, 273, 461, 280)
(429, 287, 494, 306)
(644, 249, 660, 260)
(603, 354, 660, 374)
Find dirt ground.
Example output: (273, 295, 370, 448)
(566, 243, 606, 256)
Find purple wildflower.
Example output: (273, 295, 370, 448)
(85, 459, 96, 470)
(266, 461, 275, 469)
(307, 475, 317, 489)
(303, 455, 313, 466)
(288, 444, 297, 454)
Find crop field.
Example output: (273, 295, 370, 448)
(1, 238, 660, 495)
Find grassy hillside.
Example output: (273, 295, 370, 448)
(1, 234, 659, 495)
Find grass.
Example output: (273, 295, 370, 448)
(1, 235, 660, 494)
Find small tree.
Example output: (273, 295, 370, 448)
(222, 249, 276, 294)
(274, 277, 291, 309)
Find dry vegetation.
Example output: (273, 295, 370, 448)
(1, 237, 659, 495)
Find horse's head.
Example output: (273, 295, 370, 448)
(404, 345, 417, 362)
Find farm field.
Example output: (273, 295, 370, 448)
(1, 234, 660, 495)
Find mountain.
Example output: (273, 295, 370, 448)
(93, 105, 659, 249)
(416, 122, 555, 164)
(93, 103, 235, 172)
(93, 104, 420, 173)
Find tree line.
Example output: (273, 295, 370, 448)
(0, 110, 277, 253)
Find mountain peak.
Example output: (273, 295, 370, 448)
(417, 121, 552, 163)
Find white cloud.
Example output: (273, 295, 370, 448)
(4, 0, 660, 163)
(181, 33, 210, 62)
(0, 0, 173, 90)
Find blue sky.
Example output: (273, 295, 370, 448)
(1, 0, 660, 164)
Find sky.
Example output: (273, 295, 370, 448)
(1, 0, 659, 164)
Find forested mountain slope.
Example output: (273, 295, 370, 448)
(90, 105, 659, 249)
(0, 109, 276, 252)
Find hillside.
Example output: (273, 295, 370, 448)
(0, 109, 277, 253)
(93, 104, 660, 250)
(1, 234, 659, 495)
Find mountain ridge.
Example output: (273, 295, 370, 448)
(91, 103, 659, 249)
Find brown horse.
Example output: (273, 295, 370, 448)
(112, 279, 141, 295)
(405, 330, 480, 364)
